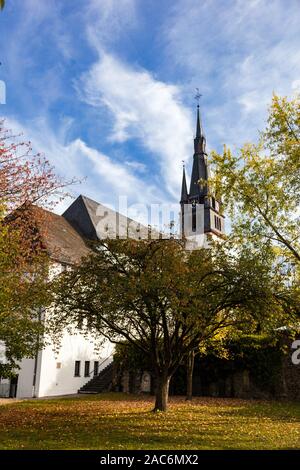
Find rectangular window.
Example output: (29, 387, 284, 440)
(192, 205, 197, 232)
(84, 361, 90, 377)
(215, 216, 221, 231)
(94, 361, 99, 376)
(74, 361, 81, 377)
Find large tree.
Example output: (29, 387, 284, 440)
(209, 94, 300, 265)
(50, 238, 292, 411)
(0, 216, 50, 375)
(0, 122, 71, 375)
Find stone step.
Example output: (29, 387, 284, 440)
(78, 362, 113, 394)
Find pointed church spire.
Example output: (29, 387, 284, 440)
(179, 97, 225, 242)
(189, 104, 208, 198)
(196, 105, 201, 138)
(180, 163, 188, 202)
(194, 104, 206, 154)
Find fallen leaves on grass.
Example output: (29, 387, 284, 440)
(0, 394, 299, 450)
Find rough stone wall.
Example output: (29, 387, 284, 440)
(117, 334, 300, 400)
(118, 369, 152, 394)
(281, 339, 300, 401)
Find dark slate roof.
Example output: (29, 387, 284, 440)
(189, 106, 209, 198)
(189, 154, 208, 198)
(62, 195, 97, 240)
(180, 166, 188, 202)
(30, 205, 91, 265)
(63, 195, 154, 241)
(23, 194, 159, 266)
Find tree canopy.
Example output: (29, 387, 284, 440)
(209, 95, 300, 266)
(0, 122, 70, 375)
(50, 238, 293, 411)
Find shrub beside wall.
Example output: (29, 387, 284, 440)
(114, 333, 300, 400)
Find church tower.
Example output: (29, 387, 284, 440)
(180, 105, 225, 248)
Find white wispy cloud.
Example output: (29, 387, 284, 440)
(5, 0, 298, 220)
(3, 1, 73, 110)
(3, 0, 172, 217)
(85, 0, 138, 49)
(163, 0, 300, 149)
(124, 160, 147, 172)
(5, 116, 164, 216)
(78, 52, 193, 199)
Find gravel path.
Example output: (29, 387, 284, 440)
(0, 398, 20, 406)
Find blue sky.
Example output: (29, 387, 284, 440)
(1, 0, 300, 220)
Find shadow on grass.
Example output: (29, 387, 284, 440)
(1, 394, 300, 450)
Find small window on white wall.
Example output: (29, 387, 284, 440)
(84, 361, 90, 377)
(94, 361, 99, 376)
(74, 361, 81, 377)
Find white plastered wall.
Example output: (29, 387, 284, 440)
(35, 331, 113, 397)
(15, 262, 114, 398)
(16, 331, 114, 398)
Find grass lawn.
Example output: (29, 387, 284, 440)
(0, 393, 299, 450)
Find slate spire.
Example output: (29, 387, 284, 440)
(189, 105, 208, 198)
(196, 105, 201, 138)
(194, 105, 206, 154)
(180, 164, 188, 202)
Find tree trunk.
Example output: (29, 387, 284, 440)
(153, 373, 171, 412)
(186, 350, 195, 401)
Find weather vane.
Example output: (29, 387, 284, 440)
(194, 88, 202, 106)
(182, 159, 185, 168)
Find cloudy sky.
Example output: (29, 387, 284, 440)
(1, 0, 299, 218)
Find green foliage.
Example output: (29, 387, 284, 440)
(114, 342, 152, 372)
(50, 238, 293, 410)
(209, 94, 300, 266)
(0, 0, 5, 11)
(224, 334, 283, 392)
(0, 121, 68, 375)
(0, 212, 50, 376)
(115, 333, 285, 396)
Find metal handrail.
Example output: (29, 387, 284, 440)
(86, 354, 113, 377)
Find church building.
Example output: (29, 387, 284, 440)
(180, 105, 225, 249)
(0, 105, 224, 398)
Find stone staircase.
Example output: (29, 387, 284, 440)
(78, 362, 114, 394)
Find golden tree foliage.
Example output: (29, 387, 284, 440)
(0, 122, 69, 374)
(210, 95, 300, 265)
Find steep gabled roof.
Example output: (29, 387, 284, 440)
(62, 195, 97, 240)
(63, 195, 154, 240)
(28, 205, 91, 265)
